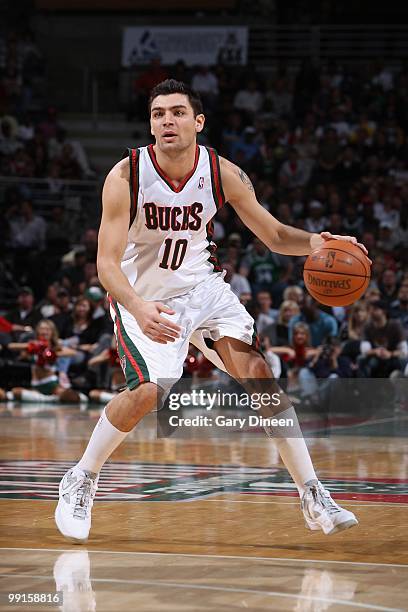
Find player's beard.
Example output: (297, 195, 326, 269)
(158, 134, 196, 157)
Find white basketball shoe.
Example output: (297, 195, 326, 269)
(301, 481, 358, 535)
(55, 467, 98, 543)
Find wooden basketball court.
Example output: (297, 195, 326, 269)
(0, 402, 407, 611)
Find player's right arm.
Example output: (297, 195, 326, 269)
(97, 159, 181, 344)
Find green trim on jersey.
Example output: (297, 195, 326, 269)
(123, 147, 140, 229)
(206, 146, 226, 209)
(206, 220, 223, 272)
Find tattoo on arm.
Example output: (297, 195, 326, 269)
(237, 168, 255, 193)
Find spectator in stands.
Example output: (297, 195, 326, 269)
(84, 286, 108, 322)
(335, 146, 361, 187)
(239, 238, 292, 298)
(377, 222, 399, 253)
(17, 113, 34, 142)
(390, 283, 408, 331)
(314, 128, 342, 182)
(61, 297, 100, 345)
(49, 288, 73, 337)
(191, 66, 218, 110)
(327, 212, 343, 235)
(256, 290, 278, 324)
(8, 198, 46, 251)
(59, 248, 87, 295)
(276, 202, 294, 226)
(360, 300, 407, 377)
(329, 107, 351, 145)
(304, 200, 327, 234)
(233, 79, 264, 119)
(54, 142, 82, 179)
(342, 204, 364, 238)
(364, 286, 382, 305)
(263, 299, 300, 346)
(48, 127, 93, 177)
(1, 65, 22, 114)
(82, 228, 98, 263)
(337, 302, 369, 368)
(309, 336, 354, 380)
(289, 295, 338, 347)
(371, 60, 394, 92)
(279, 148, 310, 189)
(6, 286, 42, 337)
(274, 322, 319, 399)
(9, 147, 35, 177)
(38, 106, 60, 140)
(265, 78, 293, 119)
(27, 129, 48, 177)
(37, 282, 60, 318)
(379, 269, 399, 307)
(222, 262, 251, 299)
(283, 285, 305, 307)
(46, 205, 73, 256)
(0, 315, 32, 346)
(221, 112, 243, 157)
(340, 302, 369, 342)
(170, 59, 189, 84)
(0, 117, 20, 155)
(230, 126, 262, 171)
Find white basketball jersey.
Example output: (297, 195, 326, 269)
(121, 144, 225, 300)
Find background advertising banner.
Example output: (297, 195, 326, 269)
(122, 26, 248, 66)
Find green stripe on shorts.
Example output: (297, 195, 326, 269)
(113, 301, 150, 390)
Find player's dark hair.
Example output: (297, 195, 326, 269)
(148, 79, 203, 117)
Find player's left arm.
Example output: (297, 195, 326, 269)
(220, 157, 369, 258)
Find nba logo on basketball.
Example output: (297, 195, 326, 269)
(198, 177, 204, 189)
(325, 252, 336, 268)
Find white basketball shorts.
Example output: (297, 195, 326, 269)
(109, 272, 260, 390)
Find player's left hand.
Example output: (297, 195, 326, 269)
(320, 232, 372, 264)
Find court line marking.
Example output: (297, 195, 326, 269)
(0, 573, 401, 611)
(200, 499, 408, 508)
(1, 499, 407, 508)
(310, 414, 408, 434)
(1, 548, 407, 569)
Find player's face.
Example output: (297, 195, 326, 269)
(150, 94, 205, 152)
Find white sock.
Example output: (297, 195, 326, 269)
(76, 408, 128, 474)
(264, 406, 317, 497)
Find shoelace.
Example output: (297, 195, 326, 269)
(73, 477, 94, 520)
(312, 485, 341, 514)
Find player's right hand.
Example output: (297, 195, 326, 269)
(134, 301, 181, 344)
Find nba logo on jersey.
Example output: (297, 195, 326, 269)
(120, 355, 126, 375)
(198, 176, 204, 189)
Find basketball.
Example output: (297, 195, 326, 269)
(303, 239, 371, 306)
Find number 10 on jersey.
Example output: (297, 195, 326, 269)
(159, 238, 188, 271)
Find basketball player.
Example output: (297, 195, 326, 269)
(55, 80, 369, 542)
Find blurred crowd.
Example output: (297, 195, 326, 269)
(0, 52, 407, 405)
(0, 28, 94, 180)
